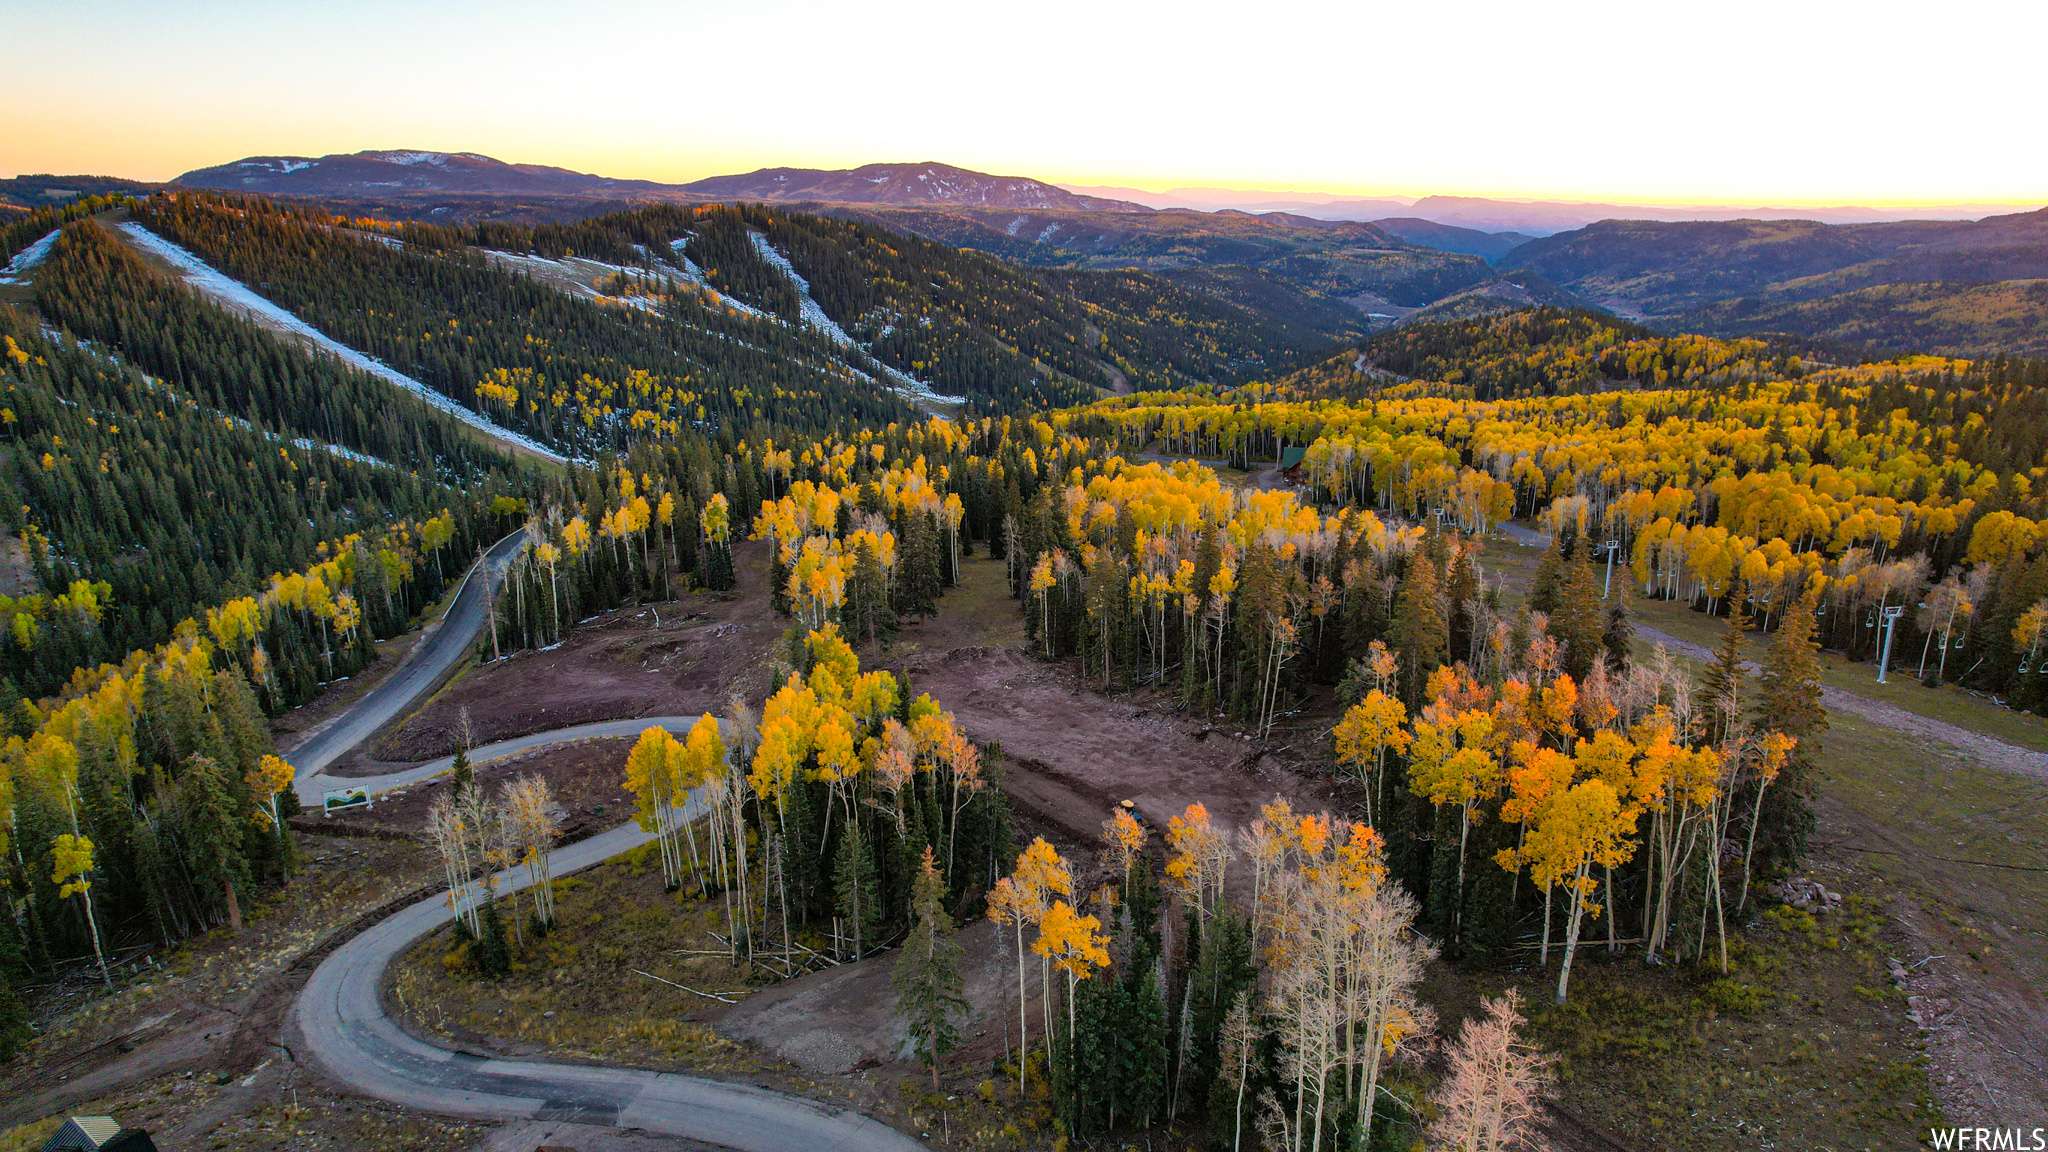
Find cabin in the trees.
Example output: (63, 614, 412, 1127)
(1278, 444, 1308, 484)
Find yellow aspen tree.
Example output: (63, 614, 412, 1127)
(1239, 797, 1301, 947)
(1100, 805, 1147, 896)
(1340, 823, 1435, 1145)
(53, 833, 110, 987)
(534, 540, 562, 643)
(1332, 689, 1409, 825)
(1033, 897, 1111, 1102)
(1521, 778, 1636, 1002)
(987, 836, 1072, 1087)
(624, 726, 685, 889)
(1029, 553, 1058, 655)
(1494, 742, 1574, 964)
(1407, 708, 1502, 942)
(1165, 801, 1230, 925)
(245, 753, 296, 867)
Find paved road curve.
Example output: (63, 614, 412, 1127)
(293, 812, 924, 1151)
(284, 577, 926, 1148)
(291, 715, 710, 807)
(288, 530, 527, 786)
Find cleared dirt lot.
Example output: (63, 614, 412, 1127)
(335, 541, 781, 773)
(316, 737, 636, 842)
(898, 643, 1338, 847)
(878, 552, 1344, 851)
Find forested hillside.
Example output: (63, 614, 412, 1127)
(1075, 348, 2048, 707)
(1692, 278, 2048, 359)
(412, 202, 1344, 407)
(34, 221, 516, 476)
(0, 221, 543, 695)
(0, 312, 470, 694)
(847, 202, 1489, 311)
(131, 195, 912, 450)
(1272, 309, 1808, 399)
(1502, 209, 2048, 357)
(2, 197, 128, 269)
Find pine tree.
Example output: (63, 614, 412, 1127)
(177, 755, 249, 932)
(1529, 536, 1568, 615)
(1391, 556, 1447, 708)
(1182, 909, 1255, 1124)
(0, 973, 27, 1061)
(1752, 582, 1826, 870)
(1602, 596, 1634, 670)
(450, 745, 473, 795)
(1548, 550, 1604, 681)
(1115, 963, 1169, 1130)
(1701, 583, 1749, 744)
(832, 818, 880, 960)
(0, 677, 27, 739)
(472, 898, 512, 976)
(894, 847, 965, 1088)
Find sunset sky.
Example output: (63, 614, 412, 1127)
(6, 0, 2044, 207)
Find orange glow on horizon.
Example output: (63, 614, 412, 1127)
(8, 125, 2039, 215)
(4, 0, 2043, 212)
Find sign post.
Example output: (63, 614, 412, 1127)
(323, 787, 373, 816)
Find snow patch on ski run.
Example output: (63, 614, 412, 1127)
(482, 249, 615, 302)
(117, 222, 569, 465)
(0, 229, 61, 284)
(662, 239, 773, 321)
(495, 243, 774, 327)
(746, 231, 853, 346)
(870, 359, 966, 412)
(743, 231, 964, 412)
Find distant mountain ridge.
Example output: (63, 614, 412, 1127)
(175, 150, 672, 198)
(167, 150, 2032, 242)
(1502, 209, 2048, 313)
(144, 148, 2048, 357)
(1370, 217, 1533, 263)
(174, 151, 1151, 214)
(679, 162, 1149, 213)
(1501, 208, 2048, 356)
(1059, 183, 2028, 234)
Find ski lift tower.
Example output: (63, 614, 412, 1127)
(1876, 604, 1906, 684)
(1595, 539, 1621, 600)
